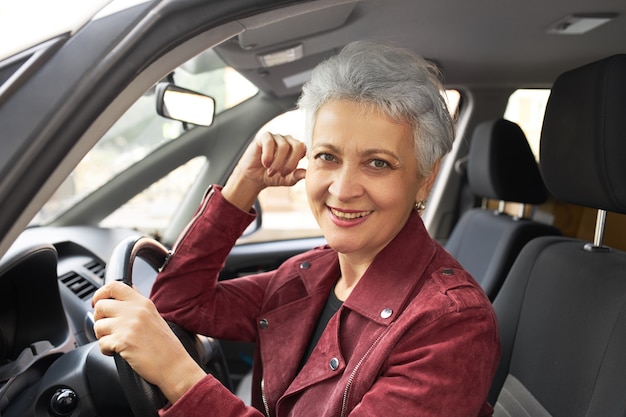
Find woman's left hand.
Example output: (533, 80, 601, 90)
(222, 132, 307, 212)
(92, 281, 206, 404)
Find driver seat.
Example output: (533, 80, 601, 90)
(489, 54, 626, 416)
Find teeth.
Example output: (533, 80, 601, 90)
(330, 208, 371, 220)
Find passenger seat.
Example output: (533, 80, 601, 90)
(490, 54, 626, 416)
(445, 118, 560, 300)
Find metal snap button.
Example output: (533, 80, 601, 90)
(329, 357, 340, 371)
(300, 262, 311, 270)
(380, 308, 393, 319)
(442, 268, 454, 275)
(259, 318, 269, 329)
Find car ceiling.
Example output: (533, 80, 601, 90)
(215, 0, 626, 96)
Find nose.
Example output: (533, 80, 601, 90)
(327, 164, 364, 201)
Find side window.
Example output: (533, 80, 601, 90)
(100, 156, 206, 238)
(503, 89, 551, 159)
(503, 89, 557, 225)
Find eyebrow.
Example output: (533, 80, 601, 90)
(312, 142, 401, 161)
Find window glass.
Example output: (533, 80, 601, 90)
(445, 89, 461, 119)
(100, 156, 206, 238)
(504, 89, 551, 160)
(240, 90, 461, 243)
(33, 51, 257, 225)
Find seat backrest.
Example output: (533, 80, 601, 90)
(445, 118, 560, 300)
(490, 54, 626, 417)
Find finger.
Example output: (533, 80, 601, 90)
(92, 313, 130, 357)
(266, 136, 291, 176)
(96, 331, 126, 357)
(92, 280, 138, 306)
(92, 315, 114, 340)
(291, 167, 307, 183)
(266, 135, 306, 177)
(257, 132, 278, 171)
(92, 297, 124, 321)
(96, 336, 116, 356)
(281, 139, 307, 175)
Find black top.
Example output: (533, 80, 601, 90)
(299, 288, 343, 368)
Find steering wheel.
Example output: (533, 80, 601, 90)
(104, 235, 232, 417)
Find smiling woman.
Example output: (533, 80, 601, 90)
(92, 40, 500, 417)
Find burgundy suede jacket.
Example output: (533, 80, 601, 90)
(151, 186, 501, 417)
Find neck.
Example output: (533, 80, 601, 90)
(335, 253, 373, 301)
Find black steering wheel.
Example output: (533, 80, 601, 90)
(104, 236, 232, 417)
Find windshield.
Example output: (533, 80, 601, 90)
(0, 0, 118, 60)
(32, 49, 257, 225)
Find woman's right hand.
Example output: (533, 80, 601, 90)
(222, 132, 307, 211)
(92, 281, 206, 404)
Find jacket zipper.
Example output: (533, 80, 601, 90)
(160, 186, 215, 271)
(261, 378, 271, 417)
(340, 329, 389, 417)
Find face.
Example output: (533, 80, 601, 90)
(306, 100, 434, 262)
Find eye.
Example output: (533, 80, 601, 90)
(368, 159, 390, 169)
(315, 152, 337, 163)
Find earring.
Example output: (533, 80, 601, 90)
(415, 201, 426, 213)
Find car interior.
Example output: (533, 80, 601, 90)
(1, 0, 626, 416)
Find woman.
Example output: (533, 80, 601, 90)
(93, 41, 500, 417)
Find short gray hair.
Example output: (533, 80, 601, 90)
(297, 41, 455, 177)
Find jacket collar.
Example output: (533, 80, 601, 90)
(341, 210, 437, 324)
(296, 210, 437, 324)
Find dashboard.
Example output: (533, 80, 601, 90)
(0, 225, 157, 417)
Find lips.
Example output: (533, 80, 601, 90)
(329, 207, 372, 220)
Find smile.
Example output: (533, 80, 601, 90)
(329, 207, 372, 220)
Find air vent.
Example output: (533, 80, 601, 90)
(59, 271, 97, 300)
(84, 259, 105, 280)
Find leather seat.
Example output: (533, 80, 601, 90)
(490, 54, 626, 416)
(445, 118, 560, 300)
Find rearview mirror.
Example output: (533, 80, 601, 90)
(156, 82, 216, 126)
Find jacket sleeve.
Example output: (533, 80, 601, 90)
(151, 187, 279, 416)
(159, 375, 265, 417)
(150, 185, 273, 341)
(348, 306, 499, 417)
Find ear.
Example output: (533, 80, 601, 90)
(416, 159, 441, 203)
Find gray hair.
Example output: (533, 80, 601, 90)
(297, 41, 455, 177)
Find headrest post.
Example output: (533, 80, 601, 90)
(516, 203, 525, 219)
(497, 200, 505, 214)
(593, 209, 607, 247)
(583, 209, 611, 253)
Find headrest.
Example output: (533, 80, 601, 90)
(467, 118, 547, 204)
(540, 55, 626, 213)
